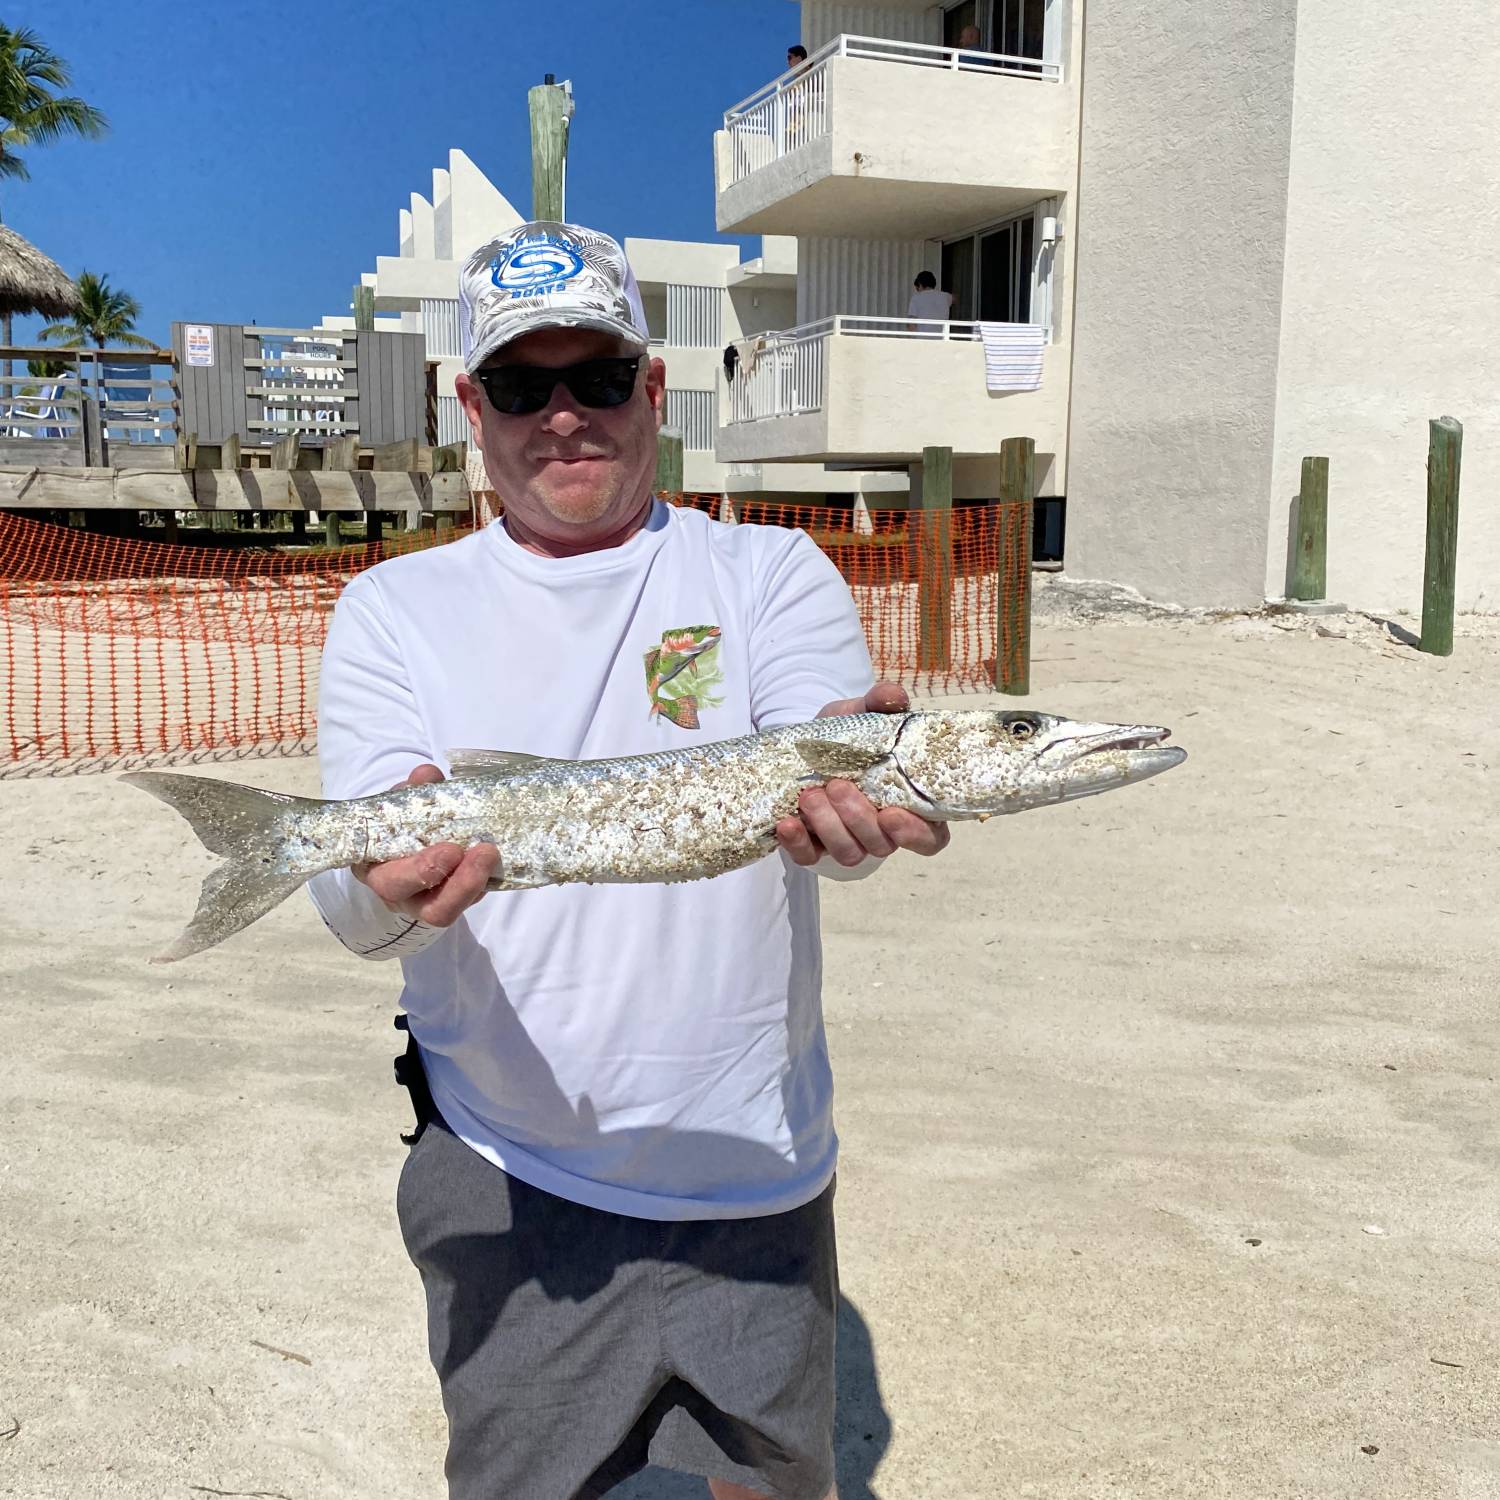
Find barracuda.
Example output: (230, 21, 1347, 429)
(124, 708, 1185, 963)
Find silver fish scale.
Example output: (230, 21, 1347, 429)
(308, 712, 909, 889)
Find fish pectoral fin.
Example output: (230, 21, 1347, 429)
(794, 738, 887, 776)
(446, 748, 566, 779)
(483, 868, 553, 892)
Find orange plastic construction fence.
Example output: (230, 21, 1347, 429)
(0, 495, 1028, 775)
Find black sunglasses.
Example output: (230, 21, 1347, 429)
(476, 356, 642, 416)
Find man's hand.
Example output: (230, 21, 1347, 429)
(775, 681, 952, 868)
(354, 764, 501, 925)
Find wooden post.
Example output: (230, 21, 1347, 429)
(996, 437, 1035, 696)
(1419, 416, 1463, 657)
(655, 429, 684, 498)
(221, 433, 241, 469)
(529, 79, 571, 220)
(1290, 456, 1329, 601)
(324, 512, 342, 548)
(425, 360, 440, 446)
(917, 445, 954, 673)
(353, 284, 376, 332)
(323, 433, 359, 472)
(270, 431, 301, 471)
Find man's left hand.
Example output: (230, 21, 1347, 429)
(775, 681, 952, 868)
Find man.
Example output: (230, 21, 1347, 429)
(309, 221, 949, 1500)
(787, 42, 809, 72)
(908, 269, 956, 334)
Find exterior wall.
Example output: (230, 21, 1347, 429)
(1265, 0, 1500, 612)
(796, 235, 934, 323)
(801, 0, 938, 51)
(730, 284, 798, 338)
(1065, 0, 1298, 608)
(446, 149, 521, 261)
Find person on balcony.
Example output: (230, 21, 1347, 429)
(908, 270, 956, 334)
(787, 43, 809, 73)
(312, 218, 950, 1500)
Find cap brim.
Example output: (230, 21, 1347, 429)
(465, 309, 649, 373)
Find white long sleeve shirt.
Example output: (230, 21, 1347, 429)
(308, 502, 877, 1219)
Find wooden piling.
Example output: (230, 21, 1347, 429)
(996, 436, 1035, 696)
(353, 284, 376, 332)
(529, 81, 570, 221)
(1290, 456, 1329, 601)
(917, 445, 954, 674)
(655, 430, 683, 498)
(1419, 416, 1463, 656)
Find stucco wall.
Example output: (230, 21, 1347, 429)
(1065, 0, 1298, 608)
(1265, 0, 1500, 612)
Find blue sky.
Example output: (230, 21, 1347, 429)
(7, 1, 795, 345)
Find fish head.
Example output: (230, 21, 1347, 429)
(889, 709, 1186, 817)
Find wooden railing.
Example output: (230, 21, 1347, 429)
(0, 347, 177, 468)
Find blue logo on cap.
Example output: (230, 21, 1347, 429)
(491, 236, 585, 297)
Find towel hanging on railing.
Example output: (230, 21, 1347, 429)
(979, 322, 1045, 392)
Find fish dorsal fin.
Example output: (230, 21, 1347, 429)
(795, 738, 886, 776)
(446, 748, 564, 779)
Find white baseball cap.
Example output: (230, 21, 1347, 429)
(459, 220, 650, 372)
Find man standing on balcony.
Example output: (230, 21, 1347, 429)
(310, 219, 950, 1500)
(909, 269, 956, 334)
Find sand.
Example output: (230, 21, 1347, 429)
(1, 609, 1496, 1499)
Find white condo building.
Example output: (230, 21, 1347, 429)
(323, 149, 905, 505)
(713, 0, 1500, 612)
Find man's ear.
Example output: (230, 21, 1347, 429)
(454, 371, 488, 448)
(644, 355, 668, 424)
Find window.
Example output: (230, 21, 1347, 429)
(944, 0, 1052, 65)
(941, 204, 1055, 329)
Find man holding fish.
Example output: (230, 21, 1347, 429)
(126, 219, 1181, 1497)
(314, 220, 945, 1500)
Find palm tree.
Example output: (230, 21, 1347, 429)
(38, 271, 154, 349)
(0, 26, 107, 359)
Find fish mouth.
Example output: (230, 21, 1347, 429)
(1066, 724, 1187, 779)
(1088, 726, 1176, 754)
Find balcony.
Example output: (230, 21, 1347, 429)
(715, 34, 1075, 239)
(716, 316, 1068, 491)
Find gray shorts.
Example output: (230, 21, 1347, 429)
(396, 1114, 839, 1500)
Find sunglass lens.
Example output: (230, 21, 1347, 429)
(480, 357, 640, 415)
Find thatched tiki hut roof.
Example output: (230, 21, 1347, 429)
(0, 224, 79, 320)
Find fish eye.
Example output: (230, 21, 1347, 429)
(1006, 717, 1039, 742)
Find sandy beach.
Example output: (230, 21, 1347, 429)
(1, 606, 1496, 1499)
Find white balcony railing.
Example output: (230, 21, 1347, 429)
(723, 34, 1062, 187)
(727, 315, 1047, 425)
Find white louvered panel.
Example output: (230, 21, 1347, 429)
(436, 395, 467, 447)
(795, 235, 935, 324)
(666, 389, 716, 452)
(666, 285, 723, 349)
(421, 298, 462, 358)
(801, 2, 940, 51)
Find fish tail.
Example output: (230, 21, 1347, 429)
(121, 772, 327, 963)
(664, 695, 700, 729)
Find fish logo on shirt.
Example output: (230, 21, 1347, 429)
(646, 625, 724, 729)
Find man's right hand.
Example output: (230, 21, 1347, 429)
(353, 763, 501, 926)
